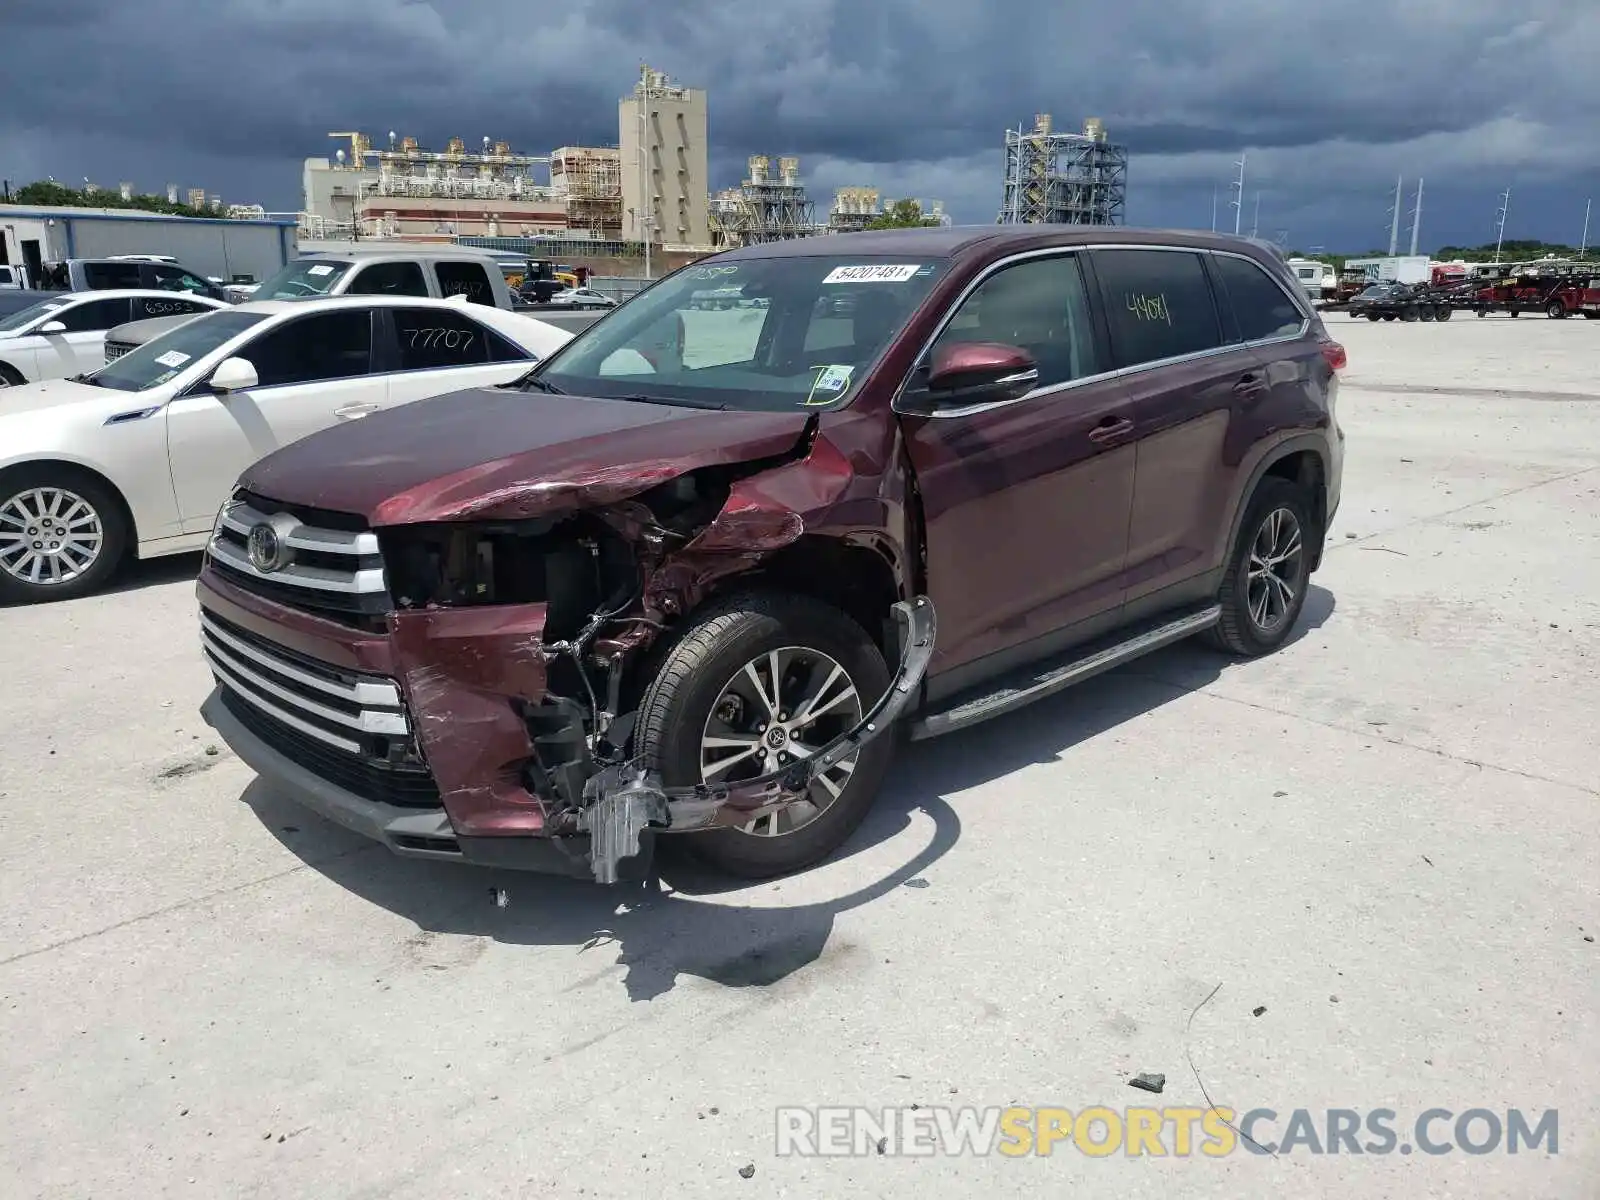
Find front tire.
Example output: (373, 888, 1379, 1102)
(635, 592, 895, 878)
(1209, 478, 1314, 657)
(0, 466, 127, 604)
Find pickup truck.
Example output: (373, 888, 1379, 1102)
(35, 258, 227, 301)
(104, 250, 528, 358)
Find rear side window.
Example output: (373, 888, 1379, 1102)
(433, 261, 495, 305)
(83, 262, 143, 290)
(1212, 254, 1306, 342)
(347, 261, 430, 297)
(1093, 249, 1222, 369)
(391, 307, 529, 370)
(53, 296, 133, 332)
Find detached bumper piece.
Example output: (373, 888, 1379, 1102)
(579, 596, 937, 884)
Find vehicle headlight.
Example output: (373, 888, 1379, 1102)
(210, 494, 242, 547)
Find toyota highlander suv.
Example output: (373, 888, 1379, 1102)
(194, 226, 1346, 885)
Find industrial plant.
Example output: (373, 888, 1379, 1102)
(10, 63, 1130, 281)
(997, 113, 1128, 226)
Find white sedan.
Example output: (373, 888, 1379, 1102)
(0, 295, 571, 603)
(0, 290, 229, 387)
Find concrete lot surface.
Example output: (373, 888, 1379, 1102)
(1, 314, 1596, 1197)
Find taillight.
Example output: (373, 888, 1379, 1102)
(1320, 340, 1347, 372)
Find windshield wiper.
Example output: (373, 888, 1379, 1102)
(67, 373, 103, 387)
(515, 372, 564, 394)
(616, 393, 729, 410)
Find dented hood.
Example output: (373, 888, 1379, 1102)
(238, 385, 815, 525)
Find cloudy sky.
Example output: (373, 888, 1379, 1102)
(4, 0, 1597, 252)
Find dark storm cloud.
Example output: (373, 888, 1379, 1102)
(3, 0, 1597, 248)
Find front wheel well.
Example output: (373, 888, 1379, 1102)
(736, 536, 904, 660)
(0, 361, 24, 385)
(0, 459, 140, 563)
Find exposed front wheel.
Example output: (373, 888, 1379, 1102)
(1209, 478, 1315, 658)
(0, 467, 128, 604)
(1546, 301, 1568, 319)
(635, 592, 895, 878)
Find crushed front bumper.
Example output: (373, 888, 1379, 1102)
(202, 596, 936, 884)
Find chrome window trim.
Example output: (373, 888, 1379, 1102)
(891, 241, 1313, 421)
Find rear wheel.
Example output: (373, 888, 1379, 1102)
(1209, 478, 1314, 658)
(0, 466, 128, 604)
(1365, 312, 1381, 321)
(1383, 313, 1398, 321)
(1436, 305, 1453, 321)
(635, 592, 895, 878)
(1419, 305, 1436, 321)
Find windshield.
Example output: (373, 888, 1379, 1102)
(534, 255, 949, 411)
(87, 310, 268, 392)
(0, 300, 67, 335)
(252, 258, 353, 300)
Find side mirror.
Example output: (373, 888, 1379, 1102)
(38, 320, 67, 334)
(918, 342, 1039, 410)
(209, 356, 259, 393)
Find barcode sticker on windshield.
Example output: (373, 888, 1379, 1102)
(306, 264, 335, 276)
(153, 350, 191, 368)
(822, 264, 921, 284)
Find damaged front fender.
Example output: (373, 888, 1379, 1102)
(577, 595, 936, 884)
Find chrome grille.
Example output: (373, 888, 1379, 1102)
(104, 341, 135, 363)
(200, 610, 439, 806)
(208, 494, 391, 625)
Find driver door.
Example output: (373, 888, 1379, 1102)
(896, 251, 1137, 690)
(164, 308, 385, 530)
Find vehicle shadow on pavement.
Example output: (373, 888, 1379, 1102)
(244, 584, 1335, 1002)
(107, 551, 203, 595)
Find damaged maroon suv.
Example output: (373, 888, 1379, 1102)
(196, 226, 1345, 884)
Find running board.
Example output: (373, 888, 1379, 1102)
(909, 605, 1221, 740)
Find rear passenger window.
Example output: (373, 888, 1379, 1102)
(347, 261, 429, 297)
(391, 308, 528, 371)
(433, 261, 495, 305)
(1212, 255, 1305, 342)
(1093, 249, 1222, 368)
(83, 262, 143, 290)
(931, 254, 1101, 389)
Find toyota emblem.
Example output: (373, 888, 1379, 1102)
(247, 523, 285, 572)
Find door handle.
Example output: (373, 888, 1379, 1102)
(335, 402, 380, 419)
(1234, 373, 1268, 401)
(1088, 416, 1135, 443)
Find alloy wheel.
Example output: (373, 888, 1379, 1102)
(0, 487, 105, 586)
(1245, 507, 1302, 632)
(699, 645, 864, 837)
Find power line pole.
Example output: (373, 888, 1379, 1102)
(1408, 177, 1424, 257)
(1387, 175, 1403, 256)
(1493, 188, 1511, 263)
(1210, 186, 1217, 233)
(1580, 198, 1591, 259)
(1230, 152, 1246, 236)
(1250, 191, 1261, 239)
